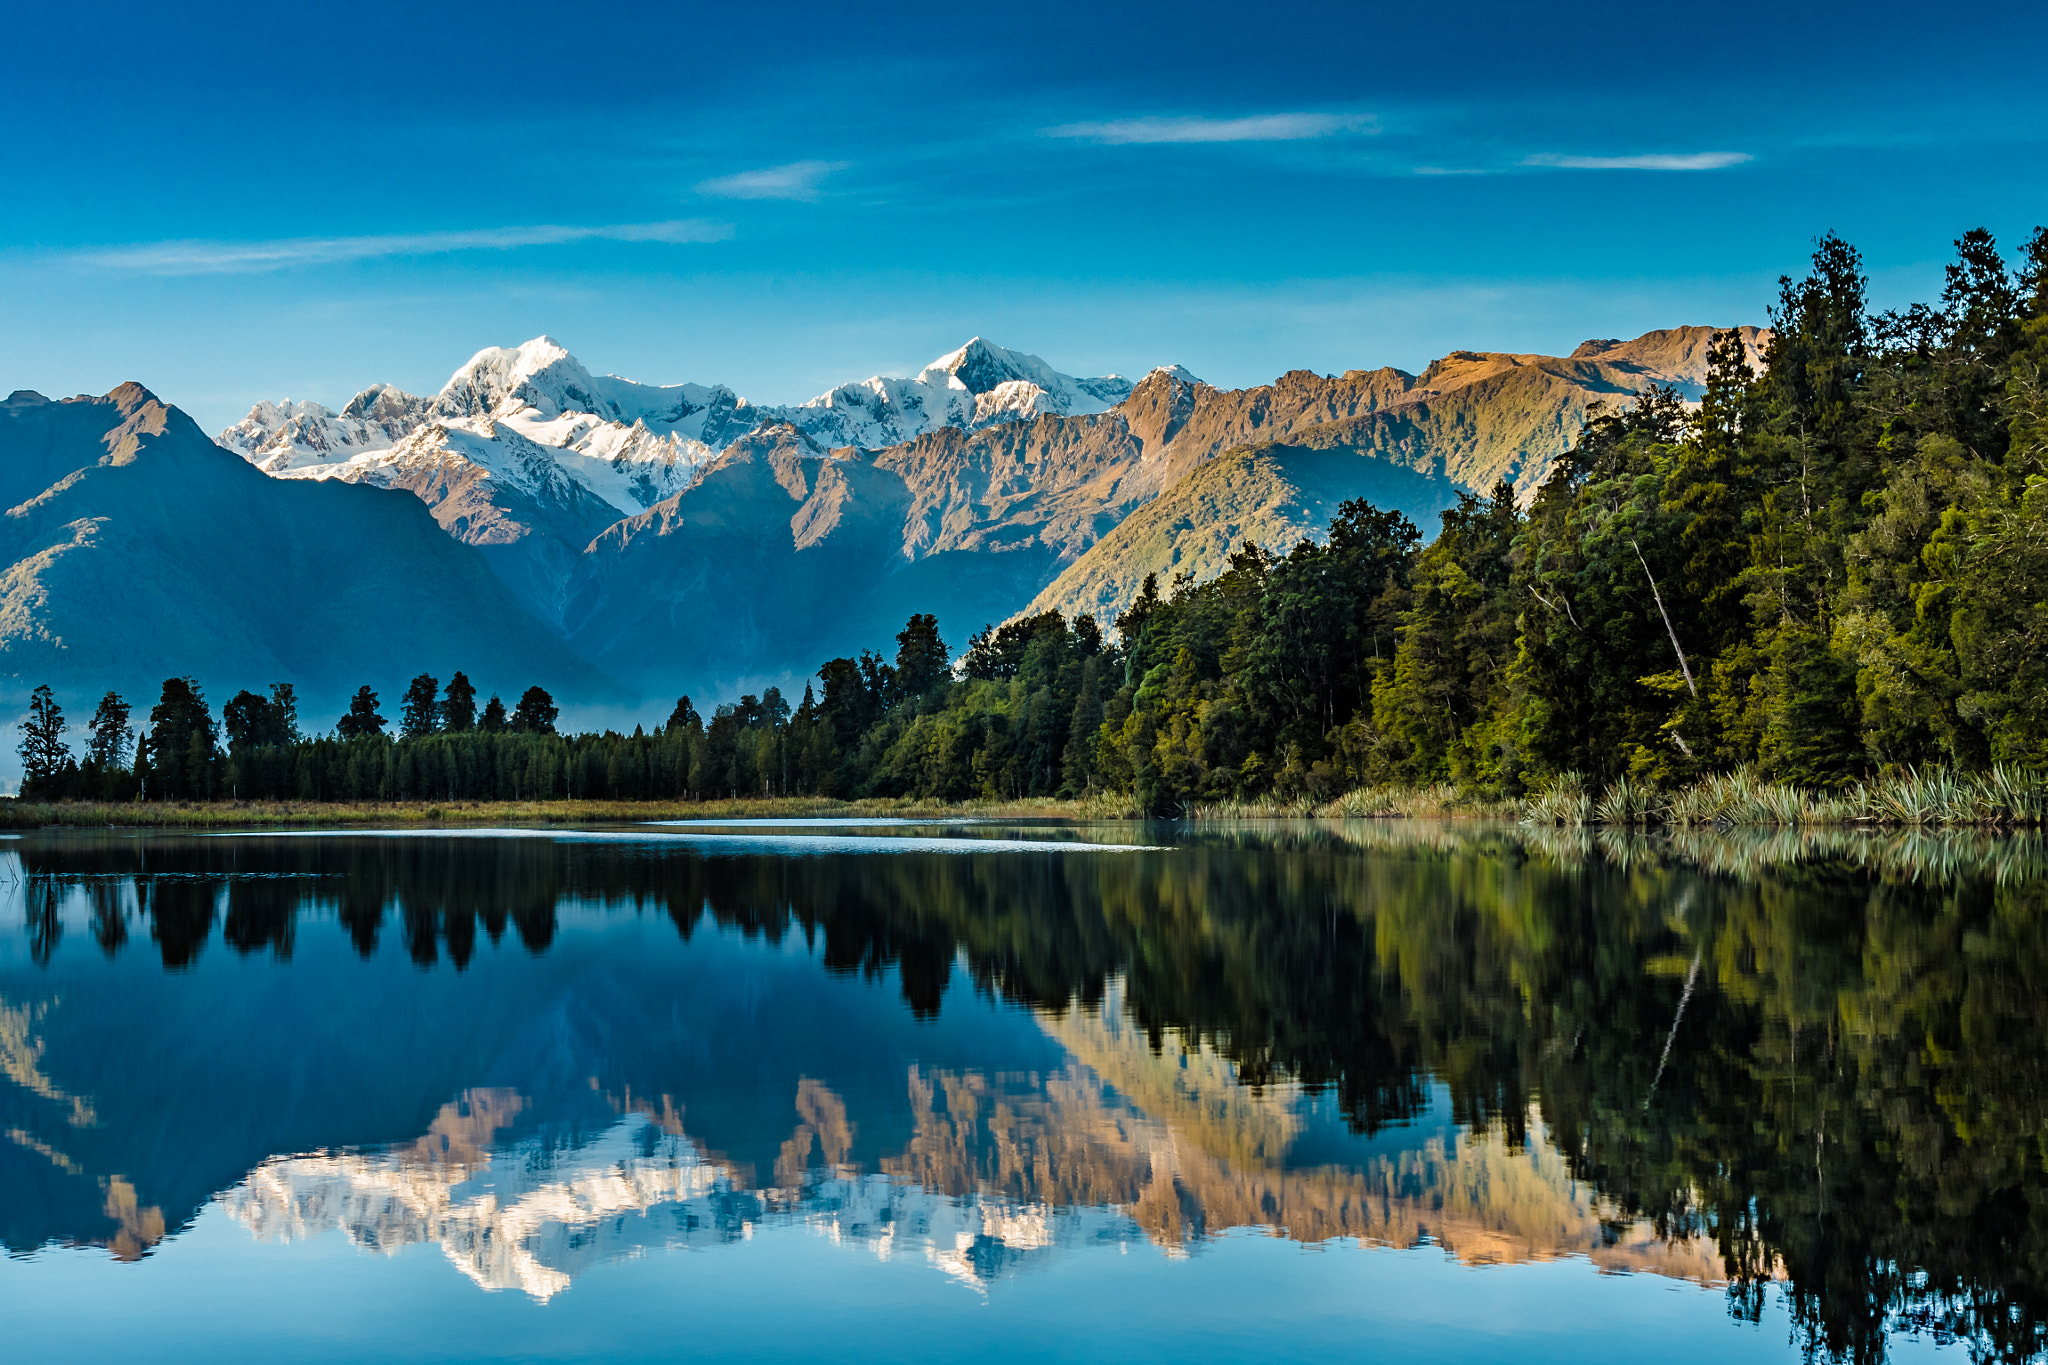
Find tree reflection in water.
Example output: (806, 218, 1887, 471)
(8, 822, 2048, 1362)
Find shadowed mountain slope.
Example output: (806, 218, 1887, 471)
(0, 385, 616, 722)
(565, 426, 1059, 697)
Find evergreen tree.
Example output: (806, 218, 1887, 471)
(87, 692, 133, 769)
(1062, 657, 1104, 793)
(223, 689, 291, 750)
(441, 672, 477, 733)
(818, 655, 886, 745)
(400, 673, 441, 739)
(17, 685, 70, 798)
(511, 686, 558, 734)
(336, 686, 385, 739)
(480, 694, 508, 733)
(893, 614, 948, 702)
(146, 678, 216, 800)
(269, 683, 300, 743)
(666, 695, 700, 734)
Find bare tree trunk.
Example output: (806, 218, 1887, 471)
(1631, 540, 1697, 697)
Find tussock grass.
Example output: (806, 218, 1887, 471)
(1647, 765, 2048, 830)
(1522, 772, 1592, 827)
(1186, 783, 1511, 820)
(1183, 795, 1321, 820)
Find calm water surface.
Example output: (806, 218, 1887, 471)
(1, 819, 2038, 1363)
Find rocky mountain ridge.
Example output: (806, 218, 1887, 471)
(219, 336, 1144, 516)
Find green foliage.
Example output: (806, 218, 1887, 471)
(223, 687, 294, 752)
(16, 685, 71, 799)
(440, 673, 477, 734)
(142, 677, 216, 800)
(510, 686, 558, 735)
(400, 673, 441, 739)
(337, 686, 385, 739)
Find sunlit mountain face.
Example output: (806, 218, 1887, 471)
(4, 823, 2046, 1362)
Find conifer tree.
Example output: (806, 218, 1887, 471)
(511, 686, 558, 734)
(892, 614, 948, 703)
(87, 692, 133, 769)
(269, 683, 299, 743)
(146, 678, 215, 800)
(400, 673, 440, 739)
(223, 690, 289, 751)
(336, 686, 385, 739)
(17, 685, 70, 797)
(1062, 657, 1104, 793)
(441, 672, 477, 733)
(480, 695, 508, 733)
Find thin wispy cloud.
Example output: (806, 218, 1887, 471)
(695, 160, 849, 201)
(74, 220, 734, 275)
(1522, 152, 1752, 171)
(1045, 112, 1377, 144)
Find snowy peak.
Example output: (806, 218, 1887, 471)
(341, 382, 432, 428)
(218, 387, 429, 473)
(434, 335, 739, 440)
(435, 337, 600, 422)
(217, 335, 1155, 511)
(925, 337, 1064, 395)
(779, 337, 1135, 450)
(922, 336, 1133, 409)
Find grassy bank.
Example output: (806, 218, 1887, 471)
(0, 793, 1134, 829)
(5, 766, 2042, 829)
(1191, 766, 2048, 829)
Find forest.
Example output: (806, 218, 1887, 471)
(14, 224, 2048, 812)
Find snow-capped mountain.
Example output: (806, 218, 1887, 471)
(783, 338, 1136, 450)
(220, 383, 432, 474)
(220, 338, 741, 516)
(217, 336, 1140, 518)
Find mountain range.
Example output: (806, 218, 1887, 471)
(0, 325, 1762, 739)
(0, 384, 612, 729)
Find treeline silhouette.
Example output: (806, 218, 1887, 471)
(21, 825, 2048, 1360)
(12, 669, 809, 803)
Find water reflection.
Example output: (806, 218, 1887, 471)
(3, 822, 2047, 1361)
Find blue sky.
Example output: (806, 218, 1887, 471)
(3, 0, 2044, 433)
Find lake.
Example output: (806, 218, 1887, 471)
(1, 819, 2039, 1363)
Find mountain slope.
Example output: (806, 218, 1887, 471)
(555, 325, 1759, 690)
(1025, 435, 1466, 625)
(564, 426, 916, 696)
(996, 326, 1769, 626)
(219, 336, 1143, 636)
(183, 322, 1765, 703)
(0, 385, 616, 724)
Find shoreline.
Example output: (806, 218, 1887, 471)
(3, 767, 2045, 831)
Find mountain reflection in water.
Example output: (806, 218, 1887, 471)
(4, 822, 2048, 1363)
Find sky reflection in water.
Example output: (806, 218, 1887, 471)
(0, 821, 2024, 1363)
